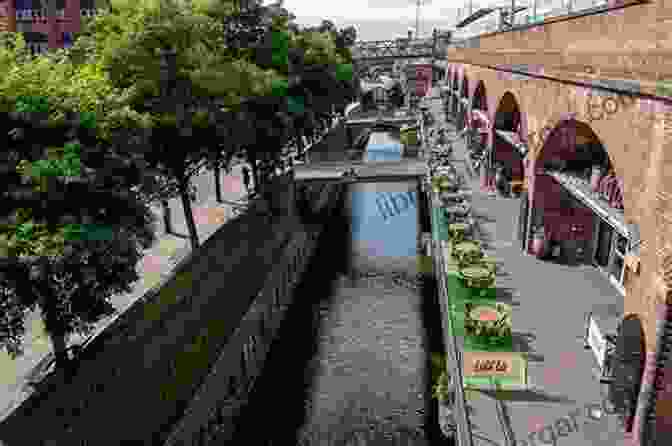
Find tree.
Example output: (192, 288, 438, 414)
(0, 98, 155, 372)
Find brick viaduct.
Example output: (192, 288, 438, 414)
(444, 0, 672, 439)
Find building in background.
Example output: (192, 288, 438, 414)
(0, 0, 102, 55)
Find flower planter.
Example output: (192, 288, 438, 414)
(464, 303, 513, 348)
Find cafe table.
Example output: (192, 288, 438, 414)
(448, 223, 469, 241)
(443, 203, 471, 217)
(459, 264, 494, 289)
(454, 241, 482, 265)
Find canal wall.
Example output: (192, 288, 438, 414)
(0, 180, 344, 444)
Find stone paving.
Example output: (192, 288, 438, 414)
(426, 87, 628, 446)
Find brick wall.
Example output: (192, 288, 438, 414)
(445, 66, 667, 354)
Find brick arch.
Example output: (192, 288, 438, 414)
(471, 80, 488, 113)
(531, 118, 623, 203)
(461, 74, 469, 100)
(488, 91, 525, 190)
(527, 118, 628, 257)
(493, 91, 522, 134)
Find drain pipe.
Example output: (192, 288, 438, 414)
(633, 301, 670, 445)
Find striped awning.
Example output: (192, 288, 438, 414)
(547, 170, 629, 237)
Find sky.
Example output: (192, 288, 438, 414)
(268, 0, 470, 41)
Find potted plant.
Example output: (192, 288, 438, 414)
(431, 353, 455, 404)
(464, 302, 512, 347)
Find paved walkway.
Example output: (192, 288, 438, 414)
(425, 87, 627, 446)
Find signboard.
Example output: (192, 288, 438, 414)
(587, 314, 607, 368)
(463, 351, 528, 388)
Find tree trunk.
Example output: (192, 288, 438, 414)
(161, 199, 173, 234)
(249, 152, 260, 195)
(35, 263, 71, 373)
(178, 176, 199, 249)
(214, 164, 222, 203)
(48, 330, 70, 372)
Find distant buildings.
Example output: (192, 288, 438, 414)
(0, 0, 101, 55)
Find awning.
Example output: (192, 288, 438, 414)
(472, 109, 490, 127)
(546, 170, 629, 237)
(494, 129, 528, 157)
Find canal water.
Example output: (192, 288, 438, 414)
(230, 131, 445, 445)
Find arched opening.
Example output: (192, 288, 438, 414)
(468, 81, 489, 154)
(442, 67, 453, 118)
(609, 314, 645, 433)
(457, 74, 469, 131)
(487, 92, 524, 196)
(528, 119, 629, 286)
(450, 70, 459, 120)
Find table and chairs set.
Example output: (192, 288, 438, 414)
(427, 152, 496, 293)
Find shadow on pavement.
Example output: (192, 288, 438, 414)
(491, 287, 519, 306)
(480, 388, 577, 404)
(512, 332, 544, 363)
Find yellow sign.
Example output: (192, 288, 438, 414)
(463, 351, 527, 381)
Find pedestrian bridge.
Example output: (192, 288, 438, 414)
(344, 111, 420, 150)
(293, 159, 427, 184)
(345, 114, 418, 127)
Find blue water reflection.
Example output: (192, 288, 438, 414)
(363, 131, 403, 163)
(363, 144, 402, 162)
(350, 184, 418, 259)
(350, 131, 417, 261)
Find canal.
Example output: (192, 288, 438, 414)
(230, 130, 446, 445)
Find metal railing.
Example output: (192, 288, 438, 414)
(428, 193, 474, 446)
(452, 0, 611, 40)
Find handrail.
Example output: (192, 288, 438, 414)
(428, 190, 474, 446)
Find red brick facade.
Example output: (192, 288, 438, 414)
(445, 0, 672, 441)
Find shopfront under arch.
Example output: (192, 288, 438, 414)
(527, 119, 631, 293)
(487, 92, 525, 195)
(469, 81, 489, 147)
(457, 74, 469, 131)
